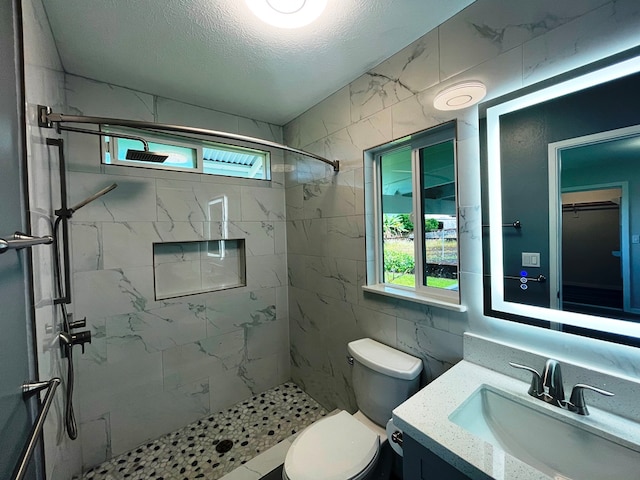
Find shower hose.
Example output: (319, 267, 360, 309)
(52, 215, 78, 440)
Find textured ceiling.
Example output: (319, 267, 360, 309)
(43, 0, 475, 125)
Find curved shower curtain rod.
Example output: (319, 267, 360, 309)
(37, 105, 340, 172)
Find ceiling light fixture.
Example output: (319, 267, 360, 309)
(246, 0, 327, 29)
(433, 81, 487, 111)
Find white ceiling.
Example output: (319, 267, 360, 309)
(43, 0, 475, 125)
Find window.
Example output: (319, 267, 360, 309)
(364, 121, 463, 309)
(103, 127, 270, 180)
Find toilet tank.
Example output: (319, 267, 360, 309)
(348, 338, 423, 427)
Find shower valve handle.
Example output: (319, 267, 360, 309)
(68, 317, 87, 329)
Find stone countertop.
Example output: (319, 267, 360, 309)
(392, 360, 640, 480)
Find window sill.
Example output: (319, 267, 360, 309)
(362, 284, 467, 312)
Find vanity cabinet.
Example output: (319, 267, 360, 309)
(403, 435, 475, 480)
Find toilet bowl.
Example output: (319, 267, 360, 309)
(282, 339, 422, 480)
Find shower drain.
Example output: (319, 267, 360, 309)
(216, 439, 234, 453)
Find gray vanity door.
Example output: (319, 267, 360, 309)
(0, 1, 39, 478)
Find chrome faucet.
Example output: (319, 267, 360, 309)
(510, 359, 614, 415)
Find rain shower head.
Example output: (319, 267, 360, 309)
(125, 149, 169, 163)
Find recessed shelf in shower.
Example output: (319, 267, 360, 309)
(153, 239, 246, 300)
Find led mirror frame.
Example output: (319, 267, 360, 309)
(485, 54, 640, 340)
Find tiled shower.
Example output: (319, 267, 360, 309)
(21, 0, 640, 478)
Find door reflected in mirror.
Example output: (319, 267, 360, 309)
(549, 127, 640, 321)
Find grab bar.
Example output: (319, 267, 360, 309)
(12, 378, 61, 480)
(0, 232, 53, 254)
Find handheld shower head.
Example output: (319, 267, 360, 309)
(56, 183, 118, 219)
(125, 149, 169, 163)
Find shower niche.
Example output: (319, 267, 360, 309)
(153, 239, 246, 300)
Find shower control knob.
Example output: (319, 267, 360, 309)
(72, 330, 92, 354)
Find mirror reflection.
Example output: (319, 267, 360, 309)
(482, 50, 640, 340)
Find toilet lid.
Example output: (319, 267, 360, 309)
(284, 411, 380, 480)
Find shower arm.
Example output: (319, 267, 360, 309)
(38, 105, 340, 172)
(54, 124, 151, 152)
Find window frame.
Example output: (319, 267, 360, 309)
(102, 127, 271, 180)
(364, 121, 465, 311)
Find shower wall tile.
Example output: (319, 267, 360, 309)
(302, 169, 357, 219)
(67, 171, 158, 222)
(285, 86, 351, 149)
(156, 179, 243, 224)
(79, 414, 111, 470)
(65, 75, 154, 121)
(162, 330, 246, 390)
(106, 303, 208, 362)
(289, 254, 358, 305)
(109, 379, 210, 456)
(206, 288, 276, 336)
(240, 185, 286, 221)
(238, 116, 283, 144)
(156, 97, 240, 132)
(77, 349, 164, 422)
(245, 254, 287, 289)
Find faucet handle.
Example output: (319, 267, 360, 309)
(509, 362, 543, 398)
(566, 383, 614, 416)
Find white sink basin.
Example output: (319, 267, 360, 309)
(449, 385, 640, 479)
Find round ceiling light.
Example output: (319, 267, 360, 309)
(246, 0, 327, 28)
(433, 81, 487, 111)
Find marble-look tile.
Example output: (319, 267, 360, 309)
(156, 97, 240, 132)
(350, 30, 440, 123)
(458, 204, 483, 276)
(76, 349, 164, 422)
(109, 380, 210, 456)
(106, 303, 208, 362)
(226, 221, 276, 257)
(351, 304, 398, 348)
(285, 184, 304, 220)
(79, 414, 111, 470)
(289, 254, 358, 304)
(240, 185, 285, 221)
(206, 288, 276, 336)
(287, 86, 351, 148)
(238, 116, 283, 144)
(156, 179, 242, 224)
(22, 0, 63, 70)
(73, 267, 155, 320)
(438, 0, 607, 81)
(162, 330, 245, 390)
(245, 254, 286, 289)
(67, 172, 157, 222)
(523, 0, 640, 86)
(326, 215, 365, 261)
(302, 169, 356, 219)
(397, 317, 464, 385)
(286, 218, 327, 256)
(65, 74, 154, 121)
(71, 222, 102, 272)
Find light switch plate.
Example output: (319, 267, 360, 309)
(522, 252, 540, 267)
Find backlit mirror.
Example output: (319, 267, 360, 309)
(480, 48, 640, 343)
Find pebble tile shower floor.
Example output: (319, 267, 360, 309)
(80, 383, 327, 480)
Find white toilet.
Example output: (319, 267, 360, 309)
(282, 338, 423, 480)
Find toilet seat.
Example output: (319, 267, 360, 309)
(283, 410, 380, 480)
